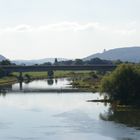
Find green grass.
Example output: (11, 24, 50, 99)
(0, 76, 17, 86)
(54, 70, 91, 78)
(13, 72, 48, 79)
(2, 71, 101, 90)
(72, 78, 100, 92)
(13, 71, 92, 79)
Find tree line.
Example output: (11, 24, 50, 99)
(0, 59, 14, 78)
(42, 58, 118, 66)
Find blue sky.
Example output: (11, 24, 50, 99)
(0, 0, 140, 59)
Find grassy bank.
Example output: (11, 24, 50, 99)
(13, 72, 48, 80)
(0, 72, 48, 86)
(12, 71, 99, 91)
(54, 71, 101, 92)
(0, 76, 17, 86)
(12, 71, 92, 79)
(0, 71, 101, 91)
(71, 72, 102, 92)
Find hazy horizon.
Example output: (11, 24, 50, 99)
(4, 46, 140, 61)
(0, 0, 140, 60)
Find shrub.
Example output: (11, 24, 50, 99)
(100, 64, 140, 104)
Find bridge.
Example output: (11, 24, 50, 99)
(0, 65, 117, 78)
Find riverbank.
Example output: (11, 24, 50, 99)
(0, 71, 101, 91)
(12, 71, 76, 80)
(0, 76, 17, 86)
(71, 72, 103, 92)
(12, 71, 92, 79)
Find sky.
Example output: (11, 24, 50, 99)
(0, 0, 140, 60)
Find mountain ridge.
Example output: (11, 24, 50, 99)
(84, 46, 140, 63)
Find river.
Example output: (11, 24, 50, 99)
(0, 78, 140, 140)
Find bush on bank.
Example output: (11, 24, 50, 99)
(100, 64, 140, 105)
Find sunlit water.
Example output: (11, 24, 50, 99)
(0, 78, 139, 140)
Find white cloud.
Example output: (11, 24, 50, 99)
(0, 22, 137, 36)
(2, 24, 32, 32)
(0, 21, 139, 60)
(14, 24, 32, 31)
(38, 22, 104, 31)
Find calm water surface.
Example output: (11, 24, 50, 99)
(0, 78, 139, 140)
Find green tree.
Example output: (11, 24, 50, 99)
(0, 59, 11, 65)
(42, 62, 52, 66)
(86, 57, 112, 65)
(100, 64, 140, 105)
(54, 58, 58, 65)
(0, 68, 6, 78)
(74, 59, 84, 65)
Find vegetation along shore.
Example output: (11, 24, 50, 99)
(1, 59, 140, 106)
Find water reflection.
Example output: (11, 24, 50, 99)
(47, 79, 54, 85)
(19, 81, 23, 90)
(0, 85, 12, 95)
(0, 78, 72, 94)
(0, 78, 140, 140)
(55, 79, 58, 84)
(100, 104, 140, 129)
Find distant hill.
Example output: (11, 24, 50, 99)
(84, 47, 140, 63)
(0, 55, 6, 62)
(12, 58, 67, 65)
